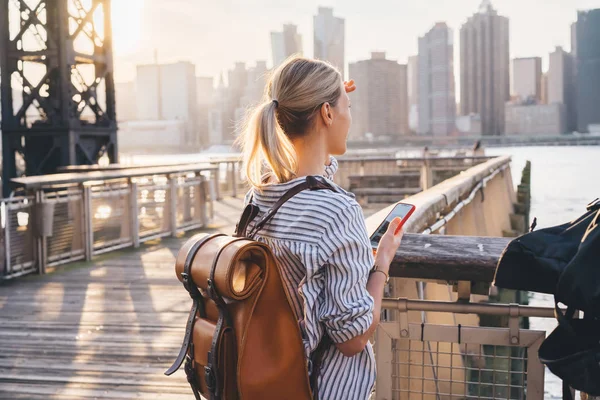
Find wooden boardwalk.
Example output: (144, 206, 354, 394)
(0, 197, 245, 399)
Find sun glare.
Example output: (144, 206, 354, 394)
(111, 0, 144, 55)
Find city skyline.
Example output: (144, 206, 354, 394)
(111, 0, 598, 85)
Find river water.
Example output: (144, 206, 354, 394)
(124, 145, 599, 398)
(487, 146, 600, 399)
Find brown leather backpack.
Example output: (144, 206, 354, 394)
(165, 176, 333, 400)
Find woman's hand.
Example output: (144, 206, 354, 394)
(344, 79, 356, 93)
(375, 218, 404, 270)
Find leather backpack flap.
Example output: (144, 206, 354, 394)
(231, 244, 313, 400)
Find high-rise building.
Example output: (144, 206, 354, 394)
(196, 77, 214, 147)
(548, 47, 576, 132)
(418, 22, 456, 136)
(459, 0, 510, 135)
(407, 55, 419, 108)
(135, 61, 198, 147)
(575, 9, 600, 133)
(271, 24, 303, 67)
(222, 62, 248, 142)
(348, 52, 408, 140)
(407, 55, 419, 132)
(115, 82, 137, 121)
(314, 7, 345, 77)
(512, 57, 542, 101)
(540, 73, 548, 105)
(209, 74, 227, 146)
(571, 22, 577, 57)
(236, 61, 270, 131)
(505, 103, 565, 135)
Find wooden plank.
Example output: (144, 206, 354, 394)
(389, 233, 510, 282)
(0, 199, 245, 399)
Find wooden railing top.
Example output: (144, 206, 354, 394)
(11, 163, 218, 190)
(389, 233, 509, 282)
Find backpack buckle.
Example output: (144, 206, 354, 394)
(204, 365, 216, 391)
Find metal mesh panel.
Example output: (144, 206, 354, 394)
(138, 179, 170, 239)
(392, 340, 528, 399)
(45, 191, 85, 265)
(91, 185, 132, 250)
(176, 177, 205, 229)
(376, 322, 545, 400)
(3, 198, 36, 277)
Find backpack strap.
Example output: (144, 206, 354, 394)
(246, 175, 334, 239)
(165, 233, 225, 384)
(244, 176, 335, 399)
(234, 202, 260, 237)
(309, 334, 332, 400)
(204, 237, 248, 400)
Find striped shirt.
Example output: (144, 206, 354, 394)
(244, 157, 376, 400)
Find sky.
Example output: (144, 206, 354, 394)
(110, 0, 600, 84)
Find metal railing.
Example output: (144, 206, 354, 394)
(2, 166, 216, 280)
(206, 154, 495, 200)
(376, 298, 548, 400)
(363, 155, 553, 399)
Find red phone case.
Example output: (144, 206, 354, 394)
(394, 204, 416, 234)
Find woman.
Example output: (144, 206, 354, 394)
(238, 57, 403, 399)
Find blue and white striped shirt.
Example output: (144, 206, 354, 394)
(244, 157, 376, 400)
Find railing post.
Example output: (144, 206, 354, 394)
(212, 163, 222, 200)
(33, 190, 48, 274)
(130, 180, 140, 248)
(198, 175, 208, 226)
(83, 185, 94, 261)
(231, 161, 238, 198)
(4, 200, 11, 277)
(420, 158, 433, 190)
(169, 176, 178, 237)
(375, 326, 393, 400)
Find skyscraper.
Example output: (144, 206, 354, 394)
(135, 61, 198, 145)
(571, 22, 577, 57)
(540, 73, 548, 105)
(575, 8, 600, 133)
(512, 57, 542, 101)
(407, 55, 419, 132)
(548, 47, 576, 132)
(313, 7, 345, 77)
(271, 24, 303, 67)
(460, 0, 510, 135)
(348, 52, 408, 140)
(407, 55, 419, 108)
(418, 22, 456, 136)
(196, 77, 214, 147)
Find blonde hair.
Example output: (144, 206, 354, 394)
(237, 56, 342, 190)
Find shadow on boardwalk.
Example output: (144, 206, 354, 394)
(0, 197, 244, 399)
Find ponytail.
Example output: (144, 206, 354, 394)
(239, 100, 297, 190)
(238, 56, 342, 191)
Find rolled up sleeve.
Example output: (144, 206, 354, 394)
(318, 203, 375, 344)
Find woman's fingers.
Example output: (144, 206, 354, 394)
(344, 79, 356, 93)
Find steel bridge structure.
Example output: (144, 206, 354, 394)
(0, 0, 117, 196)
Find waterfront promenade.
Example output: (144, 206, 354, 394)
(0, 197, 243, 399)
(0, 155, 558, 399)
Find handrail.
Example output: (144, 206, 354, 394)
(382, 297, 557, 318)
(11, 163, 218, 190)
(387, 233, 509, 282)
(364, 155, 512, 235)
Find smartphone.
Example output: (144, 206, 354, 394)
(370, 202, 415, 247)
